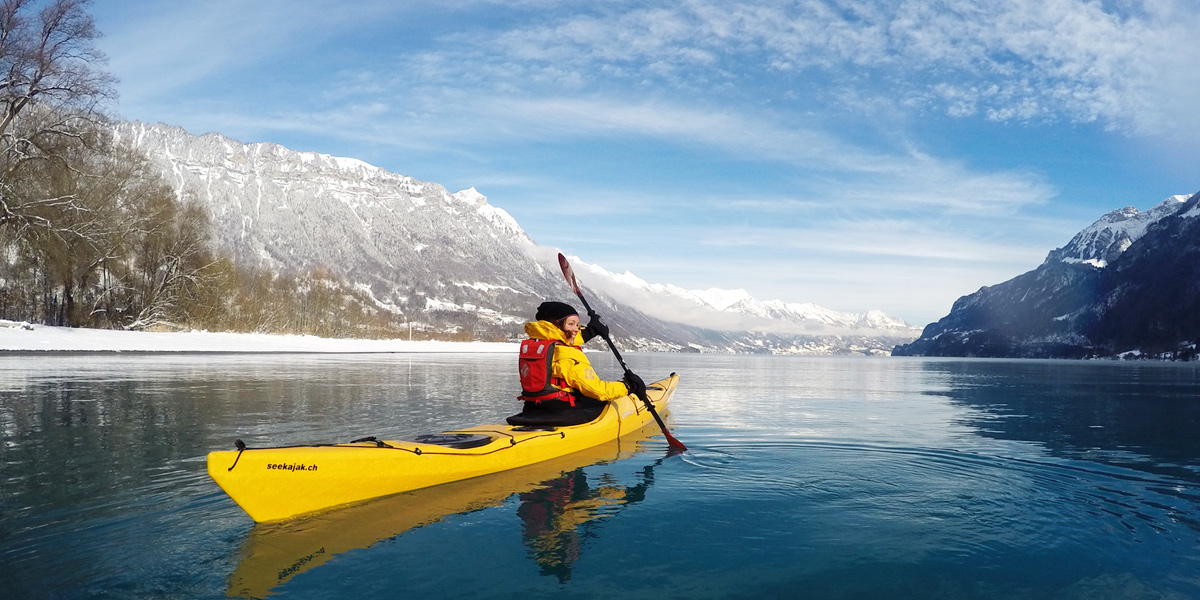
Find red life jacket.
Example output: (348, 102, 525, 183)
(518, 339, 573, 404)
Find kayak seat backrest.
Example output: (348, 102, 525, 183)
(505, 403, 605, 427)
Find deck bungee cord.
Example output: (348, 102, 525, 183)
(225, 428, 574, 471)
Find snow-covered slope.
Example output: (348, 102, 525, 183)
(1046, 195, 1189, 268)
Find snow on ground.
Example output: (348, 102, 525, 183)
(0, 320, 518, 353)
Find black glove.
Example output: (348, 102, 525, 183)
(622, 370, 646, 398)
(582, 314, 610, 342)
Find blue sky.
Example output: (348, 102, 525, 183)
(90, 0, 1200, 325)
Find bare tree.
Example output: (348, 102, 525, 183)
(11, 137, 219, 329)
(124, 192, 218, 329)
(0, 0, 114, 235)
(0, 0, 207, 329)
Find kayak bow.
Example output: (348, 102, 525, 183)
(207, 373, 679, 522)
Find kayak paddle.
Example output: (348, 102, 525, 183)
(557, 253, 687, 450)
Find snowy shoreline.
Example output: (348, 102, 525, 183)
(0, 320, 518, 354)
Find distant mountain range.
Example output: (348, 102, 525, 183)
(115, 122, 920, 354)
(894, 192, 1200, 359)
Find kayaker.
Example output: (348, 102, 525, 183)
(511, 301, 647, 426)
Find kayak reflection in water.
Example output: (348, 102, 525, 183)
(511, 301, 647, 427)
(517, 464, 655, 582)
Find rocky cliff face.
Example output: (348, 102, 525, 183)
(113, 122, 558, 337)
(894, 193, 1200, 359)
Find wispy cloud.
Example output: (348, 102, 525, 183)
(101, 0, 1200, 147)
(252, 90, 1055, 215)
(105, 0, 1200, 163)
(100, 1, 401, 112)
(701, 219, 1050, 263)
(415, 0, 1200, 137)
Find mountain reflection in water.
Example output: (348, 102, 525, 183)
(925, 359, 1200, 477)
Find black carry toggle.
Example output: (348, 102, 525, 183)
(228, 439, 248, 471)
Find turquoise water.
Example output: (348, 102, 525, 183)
(1, 353, 1198, 599)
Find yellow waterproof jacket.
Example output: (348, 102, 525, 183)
(522, 320, 630, 402)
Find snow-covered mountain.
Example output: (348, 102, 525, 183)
(114, 121, 559, 339)
(895, 192, 1200, 359)
(116, 122, 918, 354)
(588, 267, 916, 335)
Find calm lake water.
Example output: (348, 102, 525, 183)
(2, 353, 1198, 599)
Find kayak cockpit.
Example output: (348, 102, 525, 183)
(404, 433, 495, 449)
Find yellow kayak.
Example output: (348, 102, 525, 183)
(207, 373, 679, 522)
(227, 422, 663, 598)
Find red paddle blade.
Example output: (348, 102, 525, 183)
(557, 253, 582, 297)
(663, 431, 687, 450)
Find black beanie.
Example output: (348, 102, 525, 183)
(535, 301, 578, 323)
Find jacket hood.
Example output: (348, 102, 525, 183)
(524, 320, 583, 345)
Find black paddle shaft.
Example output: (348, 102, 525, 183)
(575, 294, 630, 369)
(557, 253, 686, 450)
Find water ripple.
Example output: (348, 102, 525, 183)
(662, 437, 1200, 566)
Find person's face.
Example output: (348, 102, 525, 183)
(559, 315, 580, 338)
